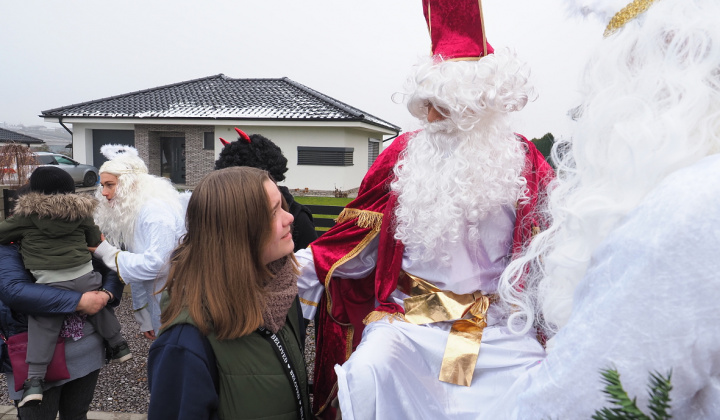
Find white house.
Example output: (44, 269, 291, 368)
(41, 74, 401, 190)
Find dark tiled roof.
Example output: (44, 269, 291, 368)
(0, 128, 45, 144)
(42, 75, 401, 132)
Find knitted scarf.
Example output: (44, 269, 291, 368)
(262, 256, 298, 333)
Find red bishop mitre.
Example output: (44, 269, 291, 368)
(423, 0, 494, 60)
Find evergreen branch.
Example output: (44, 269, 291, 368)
(593, 368, 649, 420)
(647, 370, 673, 420)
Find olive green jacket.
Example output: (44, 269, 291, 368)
(0, 192, 101, 270)
(161, 297, 312, 419)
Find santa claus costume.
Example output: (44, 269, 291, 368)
(295, 1, 554, 418)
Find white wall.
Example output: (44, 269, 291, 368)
(214, 125, 386, 191)
(62, 119, 391, 190)
(70, 122, 135, 165)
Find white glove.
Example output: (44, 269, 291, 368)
(93, 240, 121, 273)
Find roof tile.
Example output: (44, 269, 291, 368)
(42, 75, 400, 132)
(0, 128, 45, 144)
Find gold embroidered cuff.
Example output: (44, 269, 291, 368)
(114, 252, 125, 284)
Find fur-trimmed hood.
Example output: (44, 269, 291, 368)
(14, 192, 98, 221)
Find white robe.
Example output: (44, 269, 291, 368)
(483, 154, 720, 419)
(297, 205, 546, 419)
(118, 198, 186, 333)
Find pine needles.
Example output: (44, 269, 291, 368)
(592, 367, 672, 420)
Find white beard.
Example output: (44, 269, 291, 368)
(391, 120, 526, 266)
(94, 173, 182, 251)
(95, 177, 144, 250)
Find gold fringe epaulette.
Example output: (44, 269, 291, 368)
(335, 208, 383, 231)
(363, 311, 406, 325)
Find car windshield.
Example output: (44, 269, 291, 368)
(37, 155, 57, 165)
(55, 156, 76, 165)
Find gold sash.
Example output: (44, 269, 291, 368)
(398, 271, 496, 387)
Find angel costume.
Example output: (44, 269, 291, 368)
(93, 145, 187, 333)
(486, 0, 720, 417)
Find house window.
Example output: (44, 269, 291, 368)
(368, 138, 380, 169)
(203, 132, 214, 150)
(297, 147, 354, 166)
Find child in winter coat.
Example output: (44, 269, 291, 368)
(0, 166, 131, 408)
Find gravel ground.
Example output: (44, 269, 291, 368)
(1, 292, 317, 414)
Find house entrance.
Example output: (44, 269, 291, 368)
(160, 137, 186, 184)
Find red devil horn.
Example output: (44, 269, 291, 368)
(219, 137, 230, 146)
(234, 127, 251, 143)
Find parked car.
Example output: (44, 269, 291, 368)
(34, 152, 99, 187)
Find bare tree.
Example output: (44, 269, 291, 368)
(0, 143, 39, 187)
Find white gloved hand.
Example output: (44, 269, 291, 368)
(93, 240, 121, 272)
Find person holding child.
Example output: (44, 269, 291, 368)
(147, 166, 312, 419)
(0, 245, 123, 419)
(0, 166, 131, 408)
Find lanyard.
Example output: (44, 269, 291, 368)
(257, 327, 306, 420)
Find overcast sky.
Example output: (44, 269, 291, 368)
(0, 0, 604, 140)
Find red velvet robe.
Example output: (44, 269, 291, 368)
(308, 131, 554, 417)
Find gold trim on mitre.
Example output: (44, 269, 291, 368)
(444, 57, 481, 62)
(478, 0, 488, 57)
(604, 0, 658, 37)
(427, 0, 433, 56)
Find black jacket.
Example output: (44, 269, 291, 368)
(279, 186, 317, 251)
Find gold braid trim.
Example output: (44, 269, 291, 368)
(335, 208, 383, 231)
(345, 325, 355, 360)
(604, 0, 658, 37)
(363, 311, 407, 325)
(315, 382, 339, 416)
(321, 207, 383, 326)
(321, 229, 380, 327)
(115, 252, 125, 284)
(314, 327, 353, 417)
(298, 296, 318, 307)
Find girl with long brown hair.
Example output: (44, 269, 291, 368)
(147, 166, 311, 419)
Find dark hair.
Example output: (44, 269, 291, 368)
(214, 134, 288, 182)
(30, 166, 75, 195)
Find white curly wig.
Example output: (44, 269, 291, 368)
(498, 0, 720, 338)
(392, 49, 534, 264)
(95, 144, 182, 250)
(98, 144, 148, 176)
(406, 48, 537, 132)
